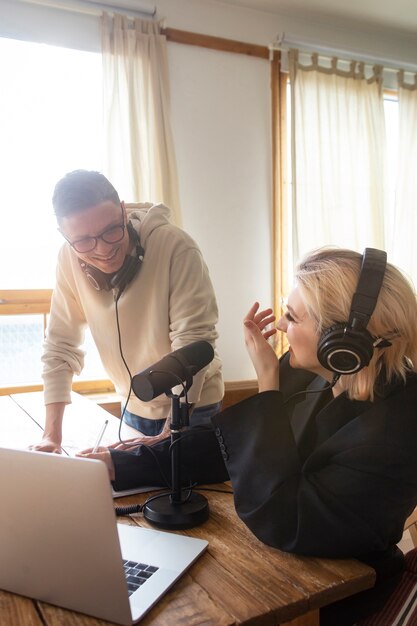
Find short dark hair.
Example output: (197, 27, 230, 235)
(52, 170, 120, 218)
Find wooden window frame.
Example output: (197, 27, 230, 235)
(0, 290, 114, 396)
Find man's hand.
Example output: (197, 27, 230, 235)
(29, 402, 66, 454)
(29, 438, 62, 454)
(108, 417, 171, 450)
(107, 432, 169, 450)
(77, 447, 116, 481)
(243, 302, 280, 392)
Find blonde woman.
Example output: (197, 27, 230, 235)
(213, 247, 417, 625)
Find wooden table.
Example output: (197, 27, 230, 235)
(0, 392, 376, 626)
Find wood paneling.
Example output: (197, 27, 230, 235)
(92, 380, 259, 418)
(221, 379, 258, 409)
(0, 289, 52, 315)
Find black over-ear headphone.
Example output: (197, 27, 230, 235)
(317, 247, 387, 375)
(78, 221, 144, 295)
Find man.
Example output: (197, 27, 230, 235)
(33, 170, 223, 453)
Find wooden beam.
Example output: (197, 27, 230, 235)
(271, 52, 290, 356)
(0, 289, 52, 315)
(162, 27, 269, 59)
(0, 289, 52, 303)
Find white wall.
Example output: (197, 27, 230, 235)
(168, 43, 272, 379)
(1, 0, 417, 380)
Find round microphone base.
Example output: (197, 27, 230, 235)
(143, 492, 209, 530)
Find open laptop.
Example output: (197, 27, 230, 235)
(0, 447, 208, 625)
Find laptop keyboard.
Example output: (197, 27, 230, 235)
(123, 559, 159, 596)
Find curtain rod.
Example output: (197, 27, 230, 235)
(20, 0, 156, 18)
(270, 33, 417, 74)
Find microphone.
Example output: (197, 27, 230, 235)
(131, 340, 215, 530)
(132, 340, 214, 401)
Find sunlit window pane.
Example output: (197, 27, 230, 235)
(0, 316, 44, 386)
(383, 95, 399, 239)
(0, 37, 103, 289)
(0, 37, 108, 385)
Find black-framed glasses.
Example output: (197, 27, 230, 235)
(61, 209, 126, 253)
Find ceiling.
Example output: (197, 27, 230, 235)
(215, 0, 417, 36)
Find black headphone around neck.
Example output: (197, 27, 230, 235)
(317, 247, 387, 375)
(78, 221, 144, 295)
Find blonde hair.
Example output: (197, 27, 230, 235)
(295, 247, 417, 401)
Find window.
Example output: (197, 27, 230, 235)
(283, 78, 400, 274)
(383, 92, 399, 240)
(0, 37, 108, 391)
(0, 37, 103, 288)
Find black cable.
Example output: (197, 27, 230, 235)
(167, 424, 215, 454)
(127, 442, 172, 489)
(114, 295, 136, 447)
(114, 483, 196, 516)
(114, 481, 234, 516)
(114, 285, 220, 513)
(107, 296, 172, 487)
(114, 302, 189, 450)
(283, 374, 340, 405)
(122, 423, 218, 493)
(114, 297, 163, 448)
(113, 300, 197, 489)
(114, 503, 143, 516)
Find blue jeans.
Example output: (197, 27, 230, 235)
(123, 402, 222, 436)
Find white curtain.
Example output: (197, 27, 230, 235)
(101, 13, 181, 224)
(289, 50, 387, 261)
(388, 71, 417, 284)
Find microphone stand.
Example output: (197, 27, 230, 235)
(142, 375, 209, 530)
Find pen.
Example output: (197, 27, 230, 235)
(92, 420, 109, 453)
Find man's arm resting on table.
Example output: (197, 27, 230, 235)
(30, 402, 66, 453)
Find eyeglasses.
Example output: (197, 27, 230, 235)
(61, 212, 126, 253)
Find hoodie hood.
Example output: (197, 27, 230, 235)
(126, 203, 172, 247)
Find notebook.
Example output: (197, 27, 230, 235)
(0, 447, 208, 625)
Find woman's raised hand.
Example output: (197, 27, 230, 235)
(243, 302, 279, 392)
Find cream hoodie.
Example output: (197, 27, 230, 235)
(42, 204, 224, 419)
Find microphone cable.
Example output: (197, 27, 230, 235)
(113, 290, 135, 446)
(114, 294, 169, 451)
(114, 482, 195, 516)
(112, 302, 199, 493)
(114, 294, 189, 449)
(114, 482, 233, 516)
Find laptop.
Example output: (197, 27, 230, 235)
(0, 447, 208, 625)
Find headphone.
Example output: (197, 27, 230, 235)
(317, 247, 388, 375)
(78, 221, 144, 296)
